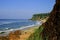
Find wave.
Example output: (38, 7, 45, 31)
(0, 24, 35, 31)
(0, 21, 42, 34)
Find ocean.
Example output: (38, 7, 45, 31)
(0, 19, 42, 34)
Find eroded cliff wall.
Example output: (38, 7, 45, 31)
(42, 0, 60, 40)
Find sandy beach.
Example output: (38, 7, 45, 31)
(0, 20, 46, 40)
(18, 26, 39, 40)
(0, 24, 40, 40)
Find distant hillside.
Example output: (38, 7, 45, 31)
(31, 13, 50, 20)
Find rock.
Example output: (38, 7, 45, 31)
(0, 36, 8, 40)
(8, 30, 22, 40)
(42, 0, 60, 40)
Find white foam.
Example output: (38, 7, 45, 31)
(5, 28, 9, 30)
(0, 21, 43, 35)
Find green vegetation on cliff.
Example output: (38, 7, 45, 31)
(27, 25, 44, 40)
(28, 13, 50, 40)
(31, 13, 50, 20)
(28, 0, 60, 40)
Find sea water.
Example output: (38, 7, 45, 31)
(0, 19, 42, 33)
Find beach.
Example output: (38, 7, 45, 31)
(0, 19, 47, 40)
(0, 23, 41, 40)
(17, 26, 39, 40)
(0, 20, 42, 40)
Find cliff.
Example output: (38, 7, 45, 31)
(28, 0, 60, 40)
(42, 0, 60, 40)
(0, 0, 60, 40)
(31, 13, 49, 20)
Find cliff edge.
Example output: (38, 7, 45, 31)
(42, 0, 60, 40)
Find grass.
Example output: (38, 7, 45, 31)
(27, 25, 44, 40)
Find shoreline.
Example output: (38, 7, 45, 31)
(0, 24, 41, 40)
(0, 21, 42, 36)
(0, 25, 40, 36)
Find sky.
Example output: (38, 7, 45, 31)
(0, 0, 55, 19)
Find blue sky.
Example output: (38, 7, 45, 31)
(0, 0, 55, 19)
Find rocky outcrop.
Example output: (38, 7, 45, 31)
(0, 36, 8, 40)
(42, 0, 60, 40)
(8, 30, 22, 40)
(0, 30, 22, 40)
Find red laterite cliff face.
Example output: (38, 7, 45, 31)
(42, 0, 60, 40)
